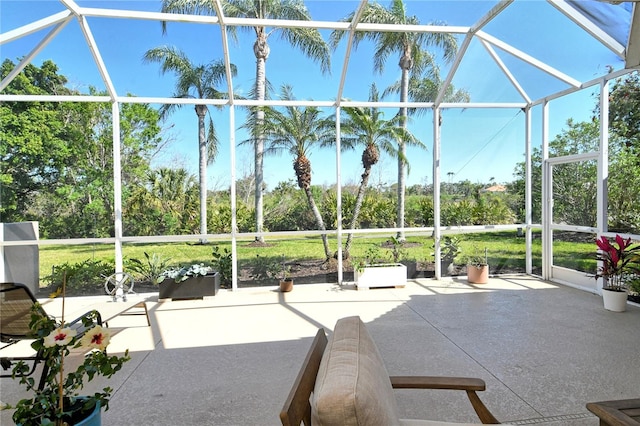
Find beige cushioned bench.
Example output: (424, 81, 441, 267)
(281, 316, 507, 426)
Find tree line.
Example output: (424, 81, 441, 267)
(0, 58, 499, 243)
(2, 59, 639, 246)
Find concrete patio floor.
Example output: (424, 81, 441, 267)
(2, 275, 639, 425)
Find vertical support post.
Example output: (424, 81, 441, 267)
(112, 101, 123, 274)
(433, 107, 442, 279)
(596, 78, 610, 292)
(230, 105, 238, 291)
(597, 79, 609, 234)
(524, 106, 532, 275)
(0, 224, 4, 282)
(335, 106, 343, 284)
(541, 101, 550, 280)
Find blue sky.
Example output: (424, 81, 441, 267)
(1, 0, 628, 191)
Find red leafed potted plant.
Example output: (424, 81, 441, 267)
(594, 234, 640, 312)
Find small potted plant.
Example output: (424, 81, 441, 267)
(157, 263, 220, 300)
(594, 234, 640, 312)
(211, 246, 232, 288)
(279, 257, 293, 293)
(628, 275, 640, 304)
(4, 306, 130, 425)
(432, 236, 461, 275)
(247, 254, 293, 292)
(465, 246, 489, 284)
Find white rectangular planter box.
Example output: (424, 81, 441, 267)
(355, 263, 407, 290)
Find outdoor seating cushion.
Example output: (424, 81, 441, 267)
(311, 316, 401, 426)
(310, 316, 498, 426)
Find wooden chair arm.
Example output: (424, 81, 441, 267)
(586, 400, 640, 426)
(390, 375, 486, 391)
(389, 376, 500, 424)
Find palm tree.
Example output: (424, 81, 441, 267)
(125, 167, 199, 235)
(250, 84, 334, 259)
(150, 168, 199, 212)
(330, 0, 458, 240)
(143, 46, 236, 242)
(340, 83, 422, 257)
(161, 0, 331, 243)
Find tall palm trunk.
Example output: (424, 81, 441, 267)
(344, 165, 373, 257)
(253, 33, 269, 242)
(303, 187, 331, 260)
(294, 155, 331, 260)
(345, 141, 379, 257)
(397, 53, 411, 241)
(196, 104, 208, 243)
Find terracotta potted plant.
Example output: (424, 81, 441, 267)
(279, 266, 293, 292)
(279, 256, 293, 292)
(465, 246, 489, 284)
(594, 234, 640, 312)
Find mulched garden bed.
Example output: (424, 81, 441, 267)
(38, 259, 533, 296)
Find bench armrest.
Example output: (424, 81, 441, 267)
(390, 376, 500, 424)
(390, 376, 486, 391)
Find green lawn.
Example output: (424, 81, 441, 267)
(36, 230, 597, 286)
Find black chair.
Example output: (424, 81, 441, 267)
(0, 282, 102, 390)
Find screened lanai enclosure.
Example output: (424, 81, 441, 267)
(1, 0, 639, 293)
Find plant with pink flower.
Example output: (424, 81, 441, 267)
(594, 234, 640, 291)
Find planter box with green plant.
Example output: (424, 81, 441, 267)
(157, 264, 219, 301)
(354, 243, 407, 290)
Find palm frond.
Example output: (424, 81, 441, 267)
(206, 115, 218, 164)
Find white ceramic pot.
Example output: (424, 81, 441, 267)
(602, 288, 627, 312)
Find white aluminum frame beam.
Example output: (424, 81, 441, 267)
(541, 101, 550, 280)
(476, 31, 581, 88)
(0, 93, 531, 110)
(59, 0, 82, 16)
(435, 0, 512, 106)
(524, 106, 533, 274)
(548, 0, 626, 59)
(0, 16, 73, 92)
(334, 0, 367, 280)
(0, 11, 72, 44)
(77, 14, 117, 99)
(335, 0, 368, 104)
(597, 79, 610, 237)
(479, 38, 531, 103)
(212, 0, 235, 106)
(335, 106, 344, 283)
(432, 107, 442, 278)
(112, 102, 123, 273)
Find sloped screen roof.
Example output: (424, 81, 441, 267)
(1, 0, 638, 104)
(567, 0, 633, 46)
